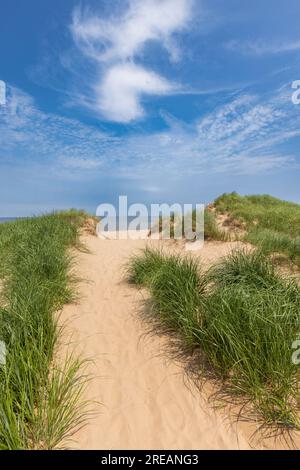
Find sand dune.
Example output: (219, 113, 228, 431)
(60, 235, 298, 450)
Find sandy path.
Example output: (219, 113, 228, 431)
(60, 235, 254, 450)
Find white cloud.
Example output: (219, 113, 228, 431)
(72, 0, 193, 62)
(226, 38, 300, 56)
(95, 63, 175, 122)
(61, 156, 103, 170)
(216, 155, 294, 175)
(71, 0, 192, 122)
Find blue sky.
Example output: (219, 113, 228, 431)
(1, 0, 300, 216)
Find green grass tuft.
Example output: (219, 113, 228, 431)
(127, 247, 165, 287)
(214, 192, 300, 267)
(148, 255, 207, 348)
(128, 247, 300, 429)
(203, 209, 228, 241)
(0, 211, 92, 449)
(149, 209, 227, 242)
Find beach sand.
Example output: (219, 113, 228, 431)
(60, 234, 299, 450)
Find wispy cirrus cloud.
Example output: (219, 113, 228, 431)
(1, 83, 299, 178)
(0, 86, 109, 165)
(226, 38, 300, 56)
(70, 0, 193, 123)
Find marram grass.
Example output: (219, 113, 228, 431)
(127, 247, 300, 429)
(151, 209, 228, 242)
(0, 210, 92, 449)
(214, 192, 300, 267)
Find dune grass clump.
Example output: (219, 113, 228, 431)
(214, 193, 300, 236)
(246, 228, 300, 267)
(203, 209, 228, 241)
(149, 254, 207, 347)
(128, 248, 206, 348)
(0, 210, 91, 449)
(209, 248, 280, 288)
(127, 247, 165, 287)
(205, 250, 300, 428)
(128, 247, 300, 429)
(149, 209, 227, 242)
(214, 192, 300, 267)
